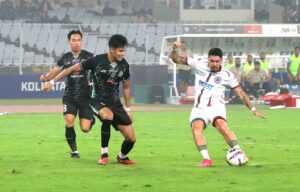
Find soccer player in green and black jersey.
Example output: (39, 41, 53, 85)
(43, 34, 136, 165)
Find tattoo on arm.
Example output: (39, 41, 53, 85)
(236, 88, 253, 110)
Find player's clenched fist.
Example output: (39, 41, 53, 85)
(40, 74, 47, 81)
(172, 41, 182, 50)
(43, 80, 54, 91)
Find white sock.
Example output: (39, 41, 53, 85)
(72, 150, 79, 154)
(200, 149, 210, 160)
(101, 147, 108, 154)
(118, 152, 127, 159)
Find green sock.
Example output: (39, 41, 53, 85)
(197, 145, 207, 151)
(229, 140, 239, 148)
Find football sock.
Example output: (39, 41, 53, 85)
(229, 140, 240, 149)
(120, 139, 135, 157)
(197, 145, 210, 160)
(65, 126, 77, 152)
(101, 120, 112, 148)
(118, 152, 127, 159)
(101, 147, 108, 155)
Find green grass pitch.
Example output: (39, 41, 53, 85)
(0, 105, 299, 192)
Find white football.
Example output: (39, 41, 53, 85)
(226, 148, 249, 166)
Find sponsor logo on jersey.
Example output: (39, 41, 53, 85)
(118, 71, 123, 77)
(199, 80, 213, 90)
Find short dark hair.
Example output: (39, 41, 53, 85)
(295, 46, 300, 50)
(208, 48, 223, 58)
(254, 61, 260, 65)
(109, 34, 128, 48)
(67, 30, 82, 40)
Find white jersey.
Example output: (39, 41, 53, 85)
(187, 56, 239, 108)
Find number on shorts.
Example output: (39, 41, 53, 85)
(63, 104, 67, 112)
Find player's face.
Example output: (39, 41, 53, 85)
(69, 34, 82, 53)
(110, 47, 126, 61)
(208, 55, 222, 72)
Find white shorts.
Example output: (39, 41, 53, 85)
(189, 104, 227, 128)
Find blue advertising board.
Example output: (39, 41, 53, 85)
(0, 75, 65, 98)
(0, 65, 169, 100)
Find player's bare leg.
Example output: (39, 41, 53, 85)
(191, 120, 213, 167)
(79, 118, 94, 133)
(98, 107, 113, 165)
(116, 124, 136, 165)
(64, 114, 79, 158)
(213, 118, 239, 149)
(214, 118, 249, 164)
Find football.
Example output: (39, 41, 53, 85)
(226, 148, 249, 166)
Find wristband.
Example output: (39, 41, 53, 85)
(251, 107, 256, 112)
(125, 107, 131, 112)
(49, 80, 55, 85)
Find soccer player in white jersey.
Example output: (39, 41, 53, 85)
(171, 41, 266, 167)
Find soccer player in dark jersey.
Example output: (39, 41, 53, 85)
(43, 34, 136, 165)
(40, 30, 95, 158)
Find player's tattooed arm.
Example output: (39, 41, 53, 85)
(170, 41, 188, 65)
(234, 86, 267, 119)
(234, 87, 252, 109)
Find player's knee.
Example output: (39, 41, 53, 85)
(65, 120, 74, 127)
(101, 113, 113, 121)
(81, 126, 90, 133)
(79, 122, 91, 133)
(192, 123, 204, 133)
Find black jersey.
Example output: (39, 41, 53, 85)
(56, 50, 94, 100)
(80, 54, 130, 103)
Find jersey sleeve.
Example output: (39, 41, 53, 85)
(226, 70, 240, 89)
(80, 56, 97, 71)
(55, 56, 65, 69)
(123, 60, 130, 80)
(187, 56, 203, 69)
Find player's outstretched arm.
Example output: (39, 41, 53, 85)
(234, 86, 267, 119)
(43, 63, 81, 91)
(170, 41, 188, 65)
(40, 66, 62, 81)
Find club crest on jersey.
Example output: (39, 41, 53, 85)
(199, 80, 213, 90)
(214, 76, 222, 84)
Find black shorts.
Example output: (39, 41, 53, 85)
(62, 96, 92, 120)
(90, 99, 132, 130)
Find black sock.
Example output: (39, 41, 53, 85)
(120, 139, 135, 156)
(65, 127, 77, 152)
(101, 120, 112, 149)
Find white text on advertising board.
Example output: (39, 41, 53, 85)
(21, 81, 65, 92)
